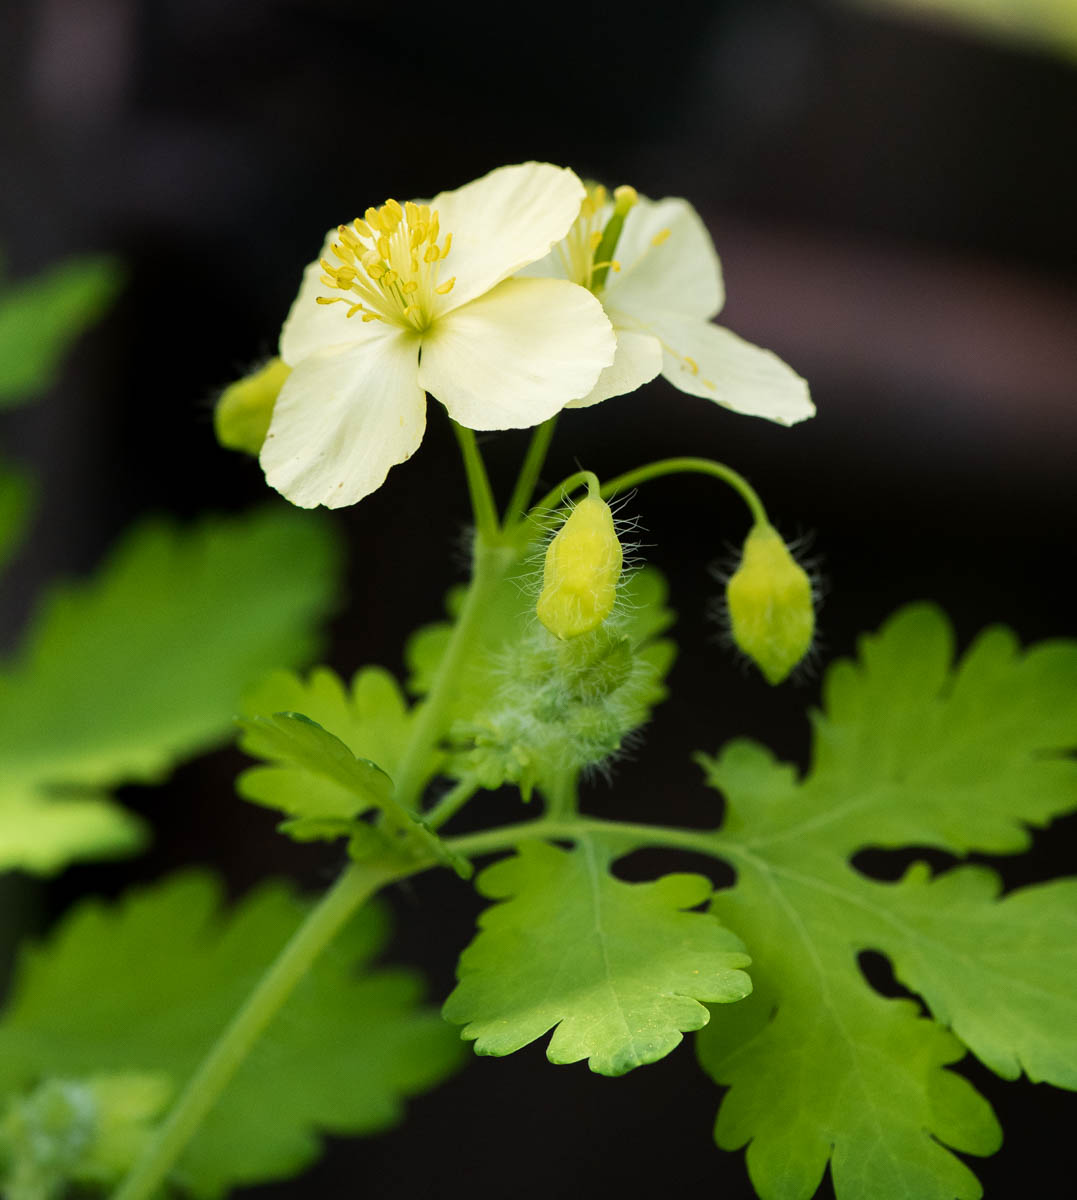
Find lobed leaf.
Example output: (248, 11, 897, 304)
(693, 604, 1077, 1199)
(444, 838, 751, 1076)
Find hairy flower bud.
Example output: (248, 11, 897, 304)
(726, 522, 814, 684)
(214, 358, 290, 456)
(537, 492, 623, 640)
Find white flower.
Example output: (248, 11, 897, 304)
(521, 186, 813, 423)
(262, 163, 616, 508)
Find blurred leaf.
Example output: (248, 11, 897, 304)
(0, 506, 341, 874)
(0, 255, 123, 407)
(0, 872, 464, 1198)
(843, 0, 1077, 61)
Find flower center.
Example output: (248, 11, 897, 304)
(316, 199, 456, 334)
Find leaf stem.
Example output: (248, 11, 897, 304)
(503, 416, 558, 527)
(451, 423, 500, 542)
(531, 457, 769, 528)
(110, 861, 399, 1200)
(424, 778, 480, 830)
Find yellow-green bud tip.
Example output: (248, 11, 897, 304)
(537, 492, 623, 640)
(214, 357, 291, 456)
(725, 522, 814, 685)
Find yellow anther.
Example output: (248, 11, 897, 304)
(610, 260, 621, 272)
(337, 225, 361, 249)
(364, 206, 384, 231)
(376, 235, 390, 258)
(366, 260, 387, 281)
(588, 230, 602, 252)
(410, 227, 425, 250)
(346, 303, 363, 318)
(384, 198, 403, 222)
(361, 311, 380, 322)
(405, 200, 420, 225)
(424, 244, 440, 263)
(613, 185, 638, 207)
(401, 280, 418, 293)
(434, 276, 456, 294)
(315, 295, 341, 305)
(440, 231, 452, 257)
(651, 228, 671, 247)
(352, 219, 372, 239)
(383, 270, 398, 287)
(319, 274, 336, 288)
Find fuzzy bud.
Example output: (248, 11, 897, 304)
(726, 522, 814, 685)
(537, 492, 623, 640)
(214, 358, 290, 456)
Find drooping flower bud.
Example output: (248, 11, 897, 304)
(537, 490, 623, 640)
(726, 522, 814, 685)
(213, 358, 290, 456)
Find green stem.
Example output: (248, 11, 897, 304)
(111, 862, 398, 1200)
(503, 416, 558, 526)
(451, 423, 500, 541)
(531, 457, 769, 529)
(444, 815, 730, 862)
(424, 778, 480, 831)
(113, 535, 517, 1200)
(393, 535, 515, 810)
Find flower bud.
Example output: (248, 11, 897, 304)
(726, 522, 814, 684)
(214, 357, 290, 456)
(537, 492, 623, 640)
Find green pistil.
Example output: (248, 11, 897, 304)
(590, 185, 637, 292)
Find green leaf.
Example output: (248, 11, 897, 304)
(0, 872, 464, 1198)
(693, 604, 1077, 1200)
(0, 506, 341, 875)
(443, 838, 751, 1076)
(238, 666, 416, 827)
(0, 254, 123, 407)
(237, 672, 471, 876)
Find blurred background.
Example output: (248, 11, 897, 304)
(1, 0, 1075, 1196)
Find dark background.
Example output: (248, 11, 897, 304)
(2, 0, 1076, 1196)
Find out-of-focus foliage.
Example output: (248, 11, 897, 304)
(0, 254, 123, 407)
(844, 0, 1077, 61)
(0, 459, 32, 572)
(0, 507, 341, 875)
(0, 873, 464, 1198)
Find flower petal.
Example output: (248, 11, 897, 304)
(614, 309, 813, 426)
(278, 229, 381, 365)
(566, 328, 662, 409)
(603, 196, 724, 321)
(261, 327, 425, 508)
(418, 278, 614, 431)
(430, 163, 586, 312)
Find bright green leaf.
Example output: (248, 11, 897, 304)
(0, 254, 123, 407)
(0, 872, 463, 1198)
(444, 838, 751, 1076)
(693, 604, 1077, 1199)
(0, 506, 341, 875)
(238, 666, 416, 826)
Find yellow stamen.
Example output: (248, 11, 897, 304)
(435, 277, 456, 294)
(424, 244, 440, 263)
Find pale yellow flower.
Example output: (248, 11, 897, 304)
(262, 163, 615, 508)
(521, 186, 813, 424)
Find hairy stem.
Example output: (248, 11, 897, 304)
(531, 457, 769, 529)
